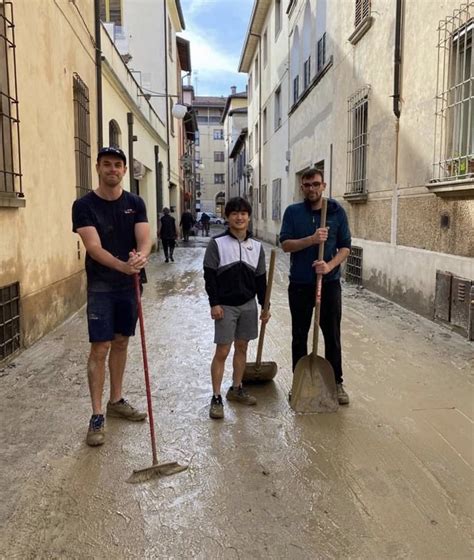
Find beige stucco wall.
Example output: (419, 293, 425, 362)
(0, 0, 98, 348)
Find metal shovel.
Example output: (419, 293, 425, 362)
(290, 199, 339, 413)
(243, 249, 277, 383)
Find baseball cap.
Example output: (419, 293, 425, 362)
(97, 146, 127, 165)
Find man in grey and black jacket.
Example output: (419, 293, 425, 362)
(203, 197, 270, 419)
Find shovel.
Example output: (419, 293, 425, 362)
(290, 198, 339, 413)
(243, 249, 277, 383)
(127, 273, 188, 483)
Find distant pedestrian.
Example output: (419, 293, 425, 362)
(279, 167, 351, 405)
(203, 197, 270, 420)
(158, 207, 178, 262)
(200, 212, 210, 237)
(72, 146, 151, 447)
(180, 210, 194, 242)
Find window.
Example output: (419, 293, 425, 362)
(255, 123, 259, 153)
(275, 0, 282, 38)
(214, 151, 224, 162)
(169, 98, 174, 134)
(0, 3, 21, 198)
(293, 76, 299, 104)
(263, 30, 268, 67)
(99, 0, 122, 25)
(274, 87, 282, 130)
(249, 132, 253, 159)
(263, 108, 268, 143)
(0, 281, 20, 360)
(433, 7, 474, 182)
(195, 131, 200, 146)
(317, 33, 327, 73)
(168, 17, 173, 60)
(272, 179, 281, 220)
(248, 72, 253, 102)
(254, 55, 259, 88)
(109, 119, 121, 148)
(213, 129, 224, 140)
(214, 173, 225, 184)
(346, 86, 370, 195)
(73, 73, 92, 199)
(303, 57, 311, 90)
(355, 0, 371, 28)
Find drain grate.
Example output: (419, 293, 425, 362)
(1, 282, 20, 361)
(345, 246, 363, 285)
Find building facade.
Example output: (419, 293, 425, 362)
(240, 0, 473, 337)
(191, 96, 226, 215)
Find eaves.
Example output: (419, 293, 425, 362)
(238, 0, 272, 73)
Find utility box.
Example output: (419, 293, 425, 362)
(435, 270, 473, 339)
(434, 270, 452, 322)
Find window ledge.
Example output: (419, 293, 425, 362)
(0, 193, 26, 208)
(343, 191, 368, 204)
(425, 178, 474, 198)
(348, 16, 374, 45)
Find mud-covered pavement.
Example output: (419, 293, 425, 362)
(1, 230, 473, 560)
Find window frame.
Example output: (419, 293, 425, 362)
(345, 86, 370, 197)
(73, 73, 92, 200)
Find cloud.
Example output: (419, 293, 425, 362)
(180, 29, 239, 75)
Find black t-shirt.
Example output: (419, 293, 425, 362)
(180, 212, 194, 229)
(160, 214, 176, 239)
(72, 190, 148, 291)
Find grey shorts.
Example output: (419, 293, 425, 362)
(214, 299, 258, 345)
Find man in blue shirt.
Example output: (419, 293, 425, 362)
(279, 168, 351, 404)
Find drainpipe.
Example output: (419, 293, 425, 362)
(94, 0, 103, 149)
(127, 112, 135, 193)
(391, 0, 404, 245)
(163, 0, 171, 190)
(154, 145, 162, 213)
(250, 32, 262, 236)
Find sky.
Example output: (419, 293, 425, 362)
(179, 0, 254, 98)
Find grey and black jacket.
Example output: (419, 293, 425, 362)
(203, 230, 267, 307)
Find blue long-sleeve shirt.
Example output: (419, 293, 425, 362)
(279, 199, 351, 284)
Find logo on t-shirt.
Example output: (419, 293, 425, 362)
(124, 209, 136, 214)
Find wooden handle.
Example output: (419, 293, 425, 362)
(255, 249, 276, 366)
(312, 198, 327, 358)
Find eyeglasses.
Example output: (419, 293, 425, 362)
(301, 181, 322, 189)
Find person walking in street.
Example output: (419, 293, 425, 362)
(279, 168, 351, 405)
(158, 207, 178, 262)
(203, 197, 271, 419)
(180, 209, 194, 242)
(200, 212, 211, 237)
(72, 146, 151, 447)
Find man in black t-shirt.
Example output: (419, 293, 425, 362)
(72, 147, 152, 447)
(158, 207, 178, 262)
(180, 210, 194, 242)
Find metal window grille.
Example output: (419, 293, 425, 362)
(272, 178, 281, 220)
(355, 0, 371, 28)
(303, 57, 311, 90)
(293, 75, 299, 104)
(0, 2, 22, 196)
(73, 73, 92, 199)
(433, 3, 474, 182)
(0, 281, 20, 361)
(99, 0, 122, 25)
(345, 247, 363, 285)
(317, 33, 327, 73)
(346, 86, 370, 194)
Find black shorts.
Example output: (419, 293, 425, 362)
(87, 289, 138, 343)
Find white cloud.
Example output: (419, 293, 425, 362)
(180, 29, 239, 75)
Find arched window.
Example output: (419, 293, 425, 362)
(302, 1, 313, 90)
(108, 119, 121, 148)
(290, 27, 300, 105)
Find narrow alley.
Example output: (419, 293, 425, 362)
(0, 235, 472, 560)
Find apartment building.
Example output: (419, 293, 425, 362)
(240, 0, 473, 337)
(192, 96, 226, 215)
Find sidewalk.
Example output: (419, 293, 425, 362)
(0, 241, 472, 559)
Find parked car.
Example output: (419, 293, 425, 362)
(196, 211, 224, 225)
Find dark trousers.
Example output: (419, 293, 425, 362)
(182, 228, 190, 241)
(288, 280, 343, 384)
(161, 239, 175, 258)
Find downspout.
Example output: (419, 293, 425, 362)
(250, 32, 262, 236)
(391, 0, 403, 245)
(94, 0, 103, 149)
(163, 0, 171, 190)
(127, 112, 135, 193)
(154, 145, 162, 213)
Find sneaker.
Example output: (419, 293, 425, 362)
(165, 258, 169, 263)
(170, 256, 174, 262)
(86, 414, 105, 446)
(226, 385, 257, 406)
(337, 384, 350, 405)
(209, 395, 224, 419)
(107, 398, 147, 421)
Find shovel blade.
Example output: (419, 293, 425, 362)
(243, 361, 278, 383)
(290, 354, 339, 413)
(127, 461, 188, 484)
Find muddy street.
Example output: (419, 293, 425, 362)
(0, 232, 472, 560)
